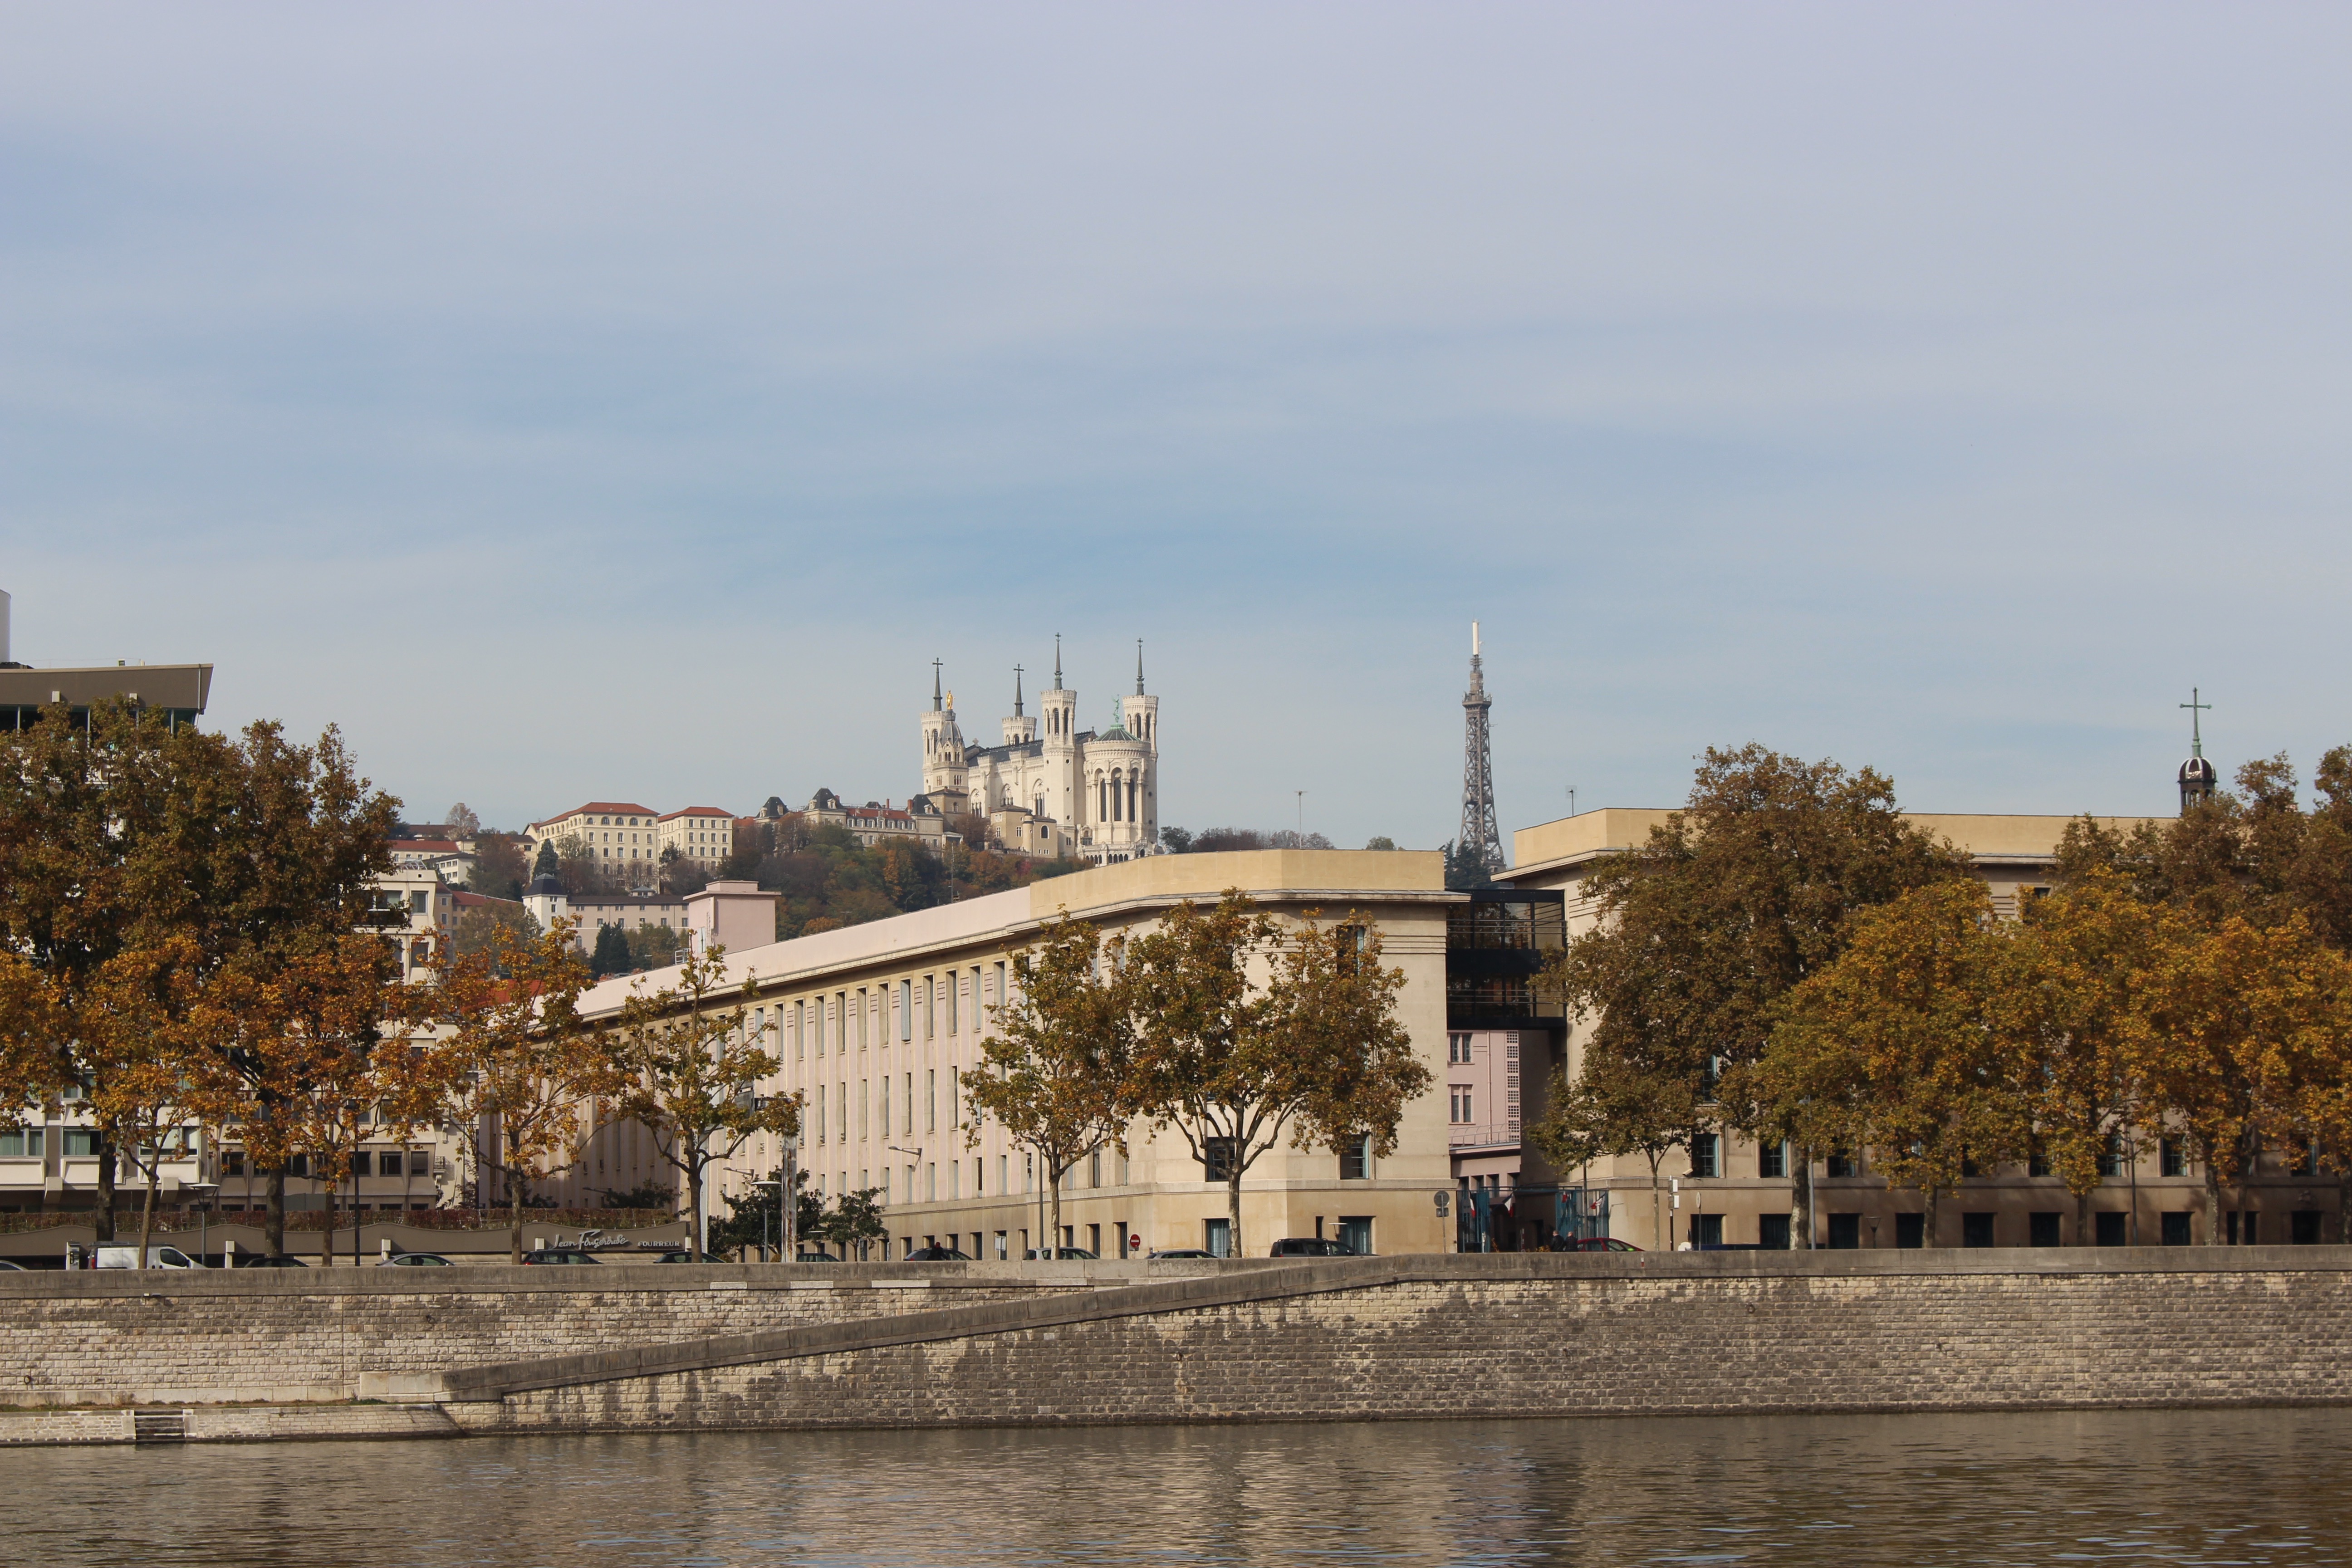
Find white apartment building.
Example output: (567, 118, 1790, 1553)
(524, 802, 662, 887)
(657, 806, 738, 872)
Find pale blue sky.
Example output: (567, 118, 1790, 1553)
(4, 5, 2347, 848)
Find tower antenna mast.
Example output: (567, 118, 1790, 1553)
(1458, 622, 1505, 876)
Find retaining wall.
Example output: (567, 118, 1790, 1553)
(4, 1251, 2349, 1437)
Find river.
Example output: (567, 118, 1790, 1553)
(7, 1407, 2347, 1565)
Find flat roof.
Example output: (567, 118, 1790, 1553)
(1506, 808, 2171, 881)
(0, 664, 211, 714)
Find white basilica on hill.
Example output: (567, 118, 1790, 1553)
(916, 640, 1161, 865)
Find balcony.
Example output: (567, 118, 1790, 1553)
(1449, 1119, 1520, 1152)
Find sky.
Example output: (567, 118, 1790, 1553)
(3, 5, 2347, 852)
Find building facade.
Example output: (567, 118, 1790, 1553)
(523, 802, 663, 889)
(656, 806, 739, 872)
(1478, 808, 2334, 1252)
(920, 648, 1159, 866)
(563, 851, 1453, 1256)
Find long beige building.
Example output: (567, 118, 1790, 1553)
(564, 851, 1456, 1259)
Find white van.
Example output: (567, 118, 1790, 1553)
(95, 1245, 204, 1269)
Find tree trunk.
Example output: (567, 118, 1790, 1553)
(137, 1160, 158, 1270)
(265, 1168, 287, 1258)
(93, 1131, 118, 1243)
(1925, 1188, 1940, 1249)
(1794, 1147, 1814, 1249)
(321, 1162, 338, 1271)
(1647, 1152, 1664, 1252)
(1228, 1168, 1244, 1259)
(2076, 1187, 2094, 1248)
(1049, 1153, 1064, 1257)
(2338, 1170, 2351, 1246)
(508, 1137, 528, 1265)
(687, 1158, 705, 1262)
(2204, 1163, 2223, 1246)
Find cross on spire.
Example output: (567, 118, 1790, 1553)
(2182, 687, 2212, 757)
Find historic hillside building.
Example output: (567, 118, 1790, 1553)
(918, 641, 1160, 866)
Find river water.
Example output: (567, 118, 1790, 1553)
(9, 1408, 2349, 1565)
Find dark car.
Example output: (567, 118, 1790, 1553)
(1269, 1237, 1361, 1258)
(238, 1254, 310, 1268)
(1147, 1249, 1217, 1260)
(0, 1259, 27, 1272)
(519, 1248, 602, 1265)
(794, 1250, 841, 1263)
(1560, 1237, 1642, 1252)
(382, 1252, 453, 1267)
(905, 1245, 971, 1261)
(1021, 1247, 1099, 1260)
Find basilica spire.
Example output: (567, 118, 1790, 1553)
(932, 658, 943, 713)
(1136, 638, 1146, 696)
(1054, 633, 1063, 689)
(1013, 664, 1025, 717)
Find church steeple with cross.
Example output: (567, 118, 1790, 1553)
(2178, 688, 2218, 813)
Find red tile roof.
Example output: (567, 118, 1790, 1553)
(529, 802, 657, 828)
(658, 806, 735, 821)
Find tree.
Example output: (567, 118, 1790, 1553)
(469, 832, 530, 900)
(1442, 840, 1495, 891)
(624, 922, 684, 970)
(1160, 826, 1195, 854)
(706, 1165, 817, 1260)
(810, 1184, 888, 1259)
(2132, 910, 2339, 1244)
(451, 902, 540, 959)
(1760, 881, 2033, 1243)
(533, 841, 560, 880)
(1364, 837, 1399, 852)
(966, 916, 1135, 1254)
(2005, 875, 2164, 1242)
(400, 920, 611, 1263)
(1526, 1043, 1703, 1252)
(269, 936, 415, 1272)
(1125, 893, 1425, 1258)
(443, 803, 483, 840)
(1546, 745, 1968, 1246)
(0, 701, 399, 1252)
(590, 923, 633, 977)
(598, 946, 801, 1259)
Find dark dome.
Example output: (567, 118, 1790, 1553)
(527, 873, 566, 897)
(2179, 756, 2219, 786)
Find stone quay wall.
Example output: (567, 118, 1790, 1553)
(3, 1251, 2350, 1433)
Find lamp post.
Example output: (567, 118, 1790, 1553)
(186, 1182, 218, 1266)
(750, 1180, 782, 1262)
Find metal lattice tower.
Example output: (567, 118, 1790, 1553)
(1459, 621, 1505, 874)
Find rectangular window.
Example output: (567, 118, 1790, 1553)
(1689, 1214, 1723, 1249)
(2293, 1209, 2322, 1245)
(2160, 1139, 2187, 1177)
(1205, 1217, 1232, 1258)
(902, 1073, 912, 1135)
(875, 1078, 885, 1141)
(221, 1148, 244, 1177)
(899, 979, 912, 1041)
(795, 1000, 805, 1060)
(63, 1129, 99, 1157)
(998, 1154, 1007, 1196)
(1961, 1211, 1997, 1248)
(1826, 1213, 1861, 1250)
(926, 1163, 936, 1202)
(1759, 1141, 1787, 1180)
(1759, 1212, 1792, 1250)
(1200, 1137, 1241, 1183)
(994, 961, 1006, 1012)
(0, 1128, 41, 1158)
(2029, 1211, 2062, 1247)
(1826, 1152, 1857, 1179)
(1689, 1134, 1720, 1180)
(2097, 1135, 2122, 1178)
(2096, 1210, 2129, 1246)
(815, 1085, 826, 1145)
(2161, 1211, 2193, 1246)
(378, 1152, 403, 1177)
(858, 990, 869, 1051)
(1894, 1212, 1924, 1249)
(1339, 1137, 1371, 1181)
(927, 1069, 936, 1133)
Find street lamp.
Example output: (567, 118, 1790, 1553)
(750, 1180, 782, 1263)
(186, 1182, 219, 1266)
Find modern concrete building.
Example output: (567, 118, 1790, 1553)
(522, 878, 688, 955)
(562, 851, 1456, 1258)
(0, 589, 212, 731)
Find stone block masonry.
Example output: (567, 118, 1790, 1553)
(3, 1252, 2350, 1439)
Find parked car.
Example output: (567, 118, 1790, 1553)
(1021, 1247, 1099, 1260)
(381, 1252, 453, 1267)
(905, 1245, 971, 1260)
(519, 1248, 602, 1265)
(0, 1259, 27, 1271)
(1268, 1237, 1360, 1258)
(96, 1245, 205, 1269)
(794, 1250, 841, 1263)
(1559, 1237, 1642, 1252)
(238, 1254, 309, 1268)
(1147, 1249, 1216, 1260)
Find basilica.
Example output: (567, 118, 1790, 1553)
(916, 642, 1161, 865)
